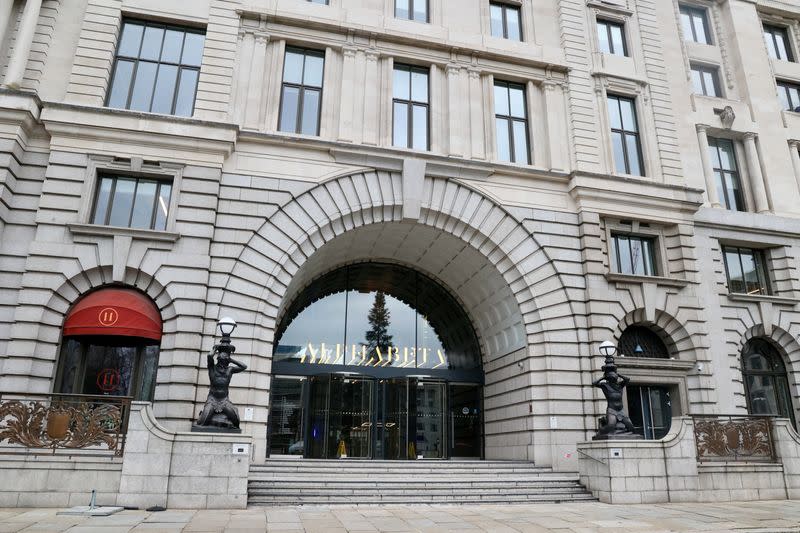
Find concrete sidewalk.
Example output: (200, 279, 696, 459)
(1, 500, 799, 533)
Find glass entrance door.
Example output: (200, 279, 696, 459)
(377, 378, 410, 459)
(268, 376, 307, 455)
(449, 383, 481, 458)
(627, 385, 672, 439)
(412, 380, 446, 458)
(328, 375, 373, 458)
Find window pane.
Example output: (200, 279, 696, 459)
(740, 251, 761, 294)
(108, 178, 136, 227)
(708, 143, 721, 168)
(107, 60, 134, 108)
(691, 68, 704, 94)
(694, 13, 709, 44)
(611, 131, 626, 173)
(610, 24, 624, 55)
(630, 238, 644, 275)
(161, 29, 184, 63)
(412, 104, 428, 150)
(130, 180, 157, 229)
(494, 84, 509, 115)
(725, 248, 744, 293)
(394, 102, 409, 147)
(620, 98, 636, 131)
(597, 22, 611, 54)
(717, 140, 736, 170)
(118, 22, 144, 57)
(411, 70, 428, 102)
(509, 86, 525, 118)
(129, 61, 158, 111)
(413, 0, 427, 21)
(394, 68, 410, 100)
(181, 32, 205, 67)
(506, 8, 521, 41)
(396, 0, 409, 19)
(726, 172, 743, 211)
(303, 53, 324, 87)
(151, 64, 179, 114)
(625, 134, 642, 175)
(154, 182, 171, 231)
(301, 88, 321, 135)
(92, 177, 113, 224)
(512, 120, 528, 164)
(496, 118, 510, 161)
(607, 97, 622, 129)
(681, 13, 694, 42)
(776, 32, 789, 61)
(643, 239, 656, 275)
(174, 68, 199, 117)
(617, 235, 632, 274)
(765, 31, 778, 59)
(280, 86, 300, 133)
(702, 70, 717, 96)
(491, 5, 504, 38)
(284, 50, 304, 84)
(140, 25, 165, 61)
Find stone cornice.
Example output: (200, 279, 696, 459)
(695, 206, 800, 239)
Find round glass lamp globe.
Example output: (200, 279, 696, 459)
(217, 316, 237, 336)
(599, 340, 617, 358)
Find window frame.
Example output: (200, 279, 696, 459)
(392, 63, 430, 151)
(90, 172, 174, 231)
(722, 245, 771, 296)
(489, 2, 523, 41)
(607, 93, 644, 176)
(777, 79, 800, 112)
(707, 137, 745, 211)
(105, 18, 205, 117)
(493, 79, 531, 164)
(763, 23, 795, 62)
(741, 339, 796, 428)
(278, 47, 326, 136)
(395, 0, 429, 22)
(679, 4, 713, 45)
(596, 18, 628, 57)
(690, 63, 722, 97)
(610, 232, 659, 277)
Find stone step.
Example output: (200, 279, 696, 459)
(248, 493, 598, 505)
(249, 486, 589, 496)
(251, 465, 555, 473)
(248, 479, 582, 488)
(248, 474, 575, 482)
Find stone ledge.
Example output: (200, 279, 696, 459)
(68, 223, 180, 243)
(605, 272, 692, 288)
(726, 293, 799, 306)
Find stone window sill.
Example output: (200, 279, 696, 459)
(605, 272, 690, 288)
(726, 292, 799, 306)
(68, 223, 180, 243)
(615, 357, 695, 372)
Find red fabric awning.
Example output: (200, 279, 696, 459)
(63, 288, 162, 341)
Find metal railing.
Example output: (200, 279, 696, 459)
(0, 393, 132, 457)
(692, 414, 776, 462)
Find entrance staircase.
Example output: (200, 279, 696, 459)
(248, 458, 596, 505)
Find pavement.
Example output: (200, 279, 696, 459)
(0, 500, 799, 533)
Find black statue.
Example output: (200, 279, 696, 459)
(592, 349, 639, 440)
(193, 326, 247, 433)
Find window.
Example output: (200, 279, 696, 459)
(619, 326, 669, 358)
(611, 233, 658, 276)
(777, 80, 800, 112)
(680, 4, 712, 45)
(708, 137, 744, 211)
(741, 339, 795, 427)
(763, 24, 794, 62)
(91, 173, 173, 231)
(723, 246, 770, 295)
(106, 19, 205, 117)
(396, 0, 427, 22)
(490, 3, 522, 41)
(691, 64, 722, 97)
(627, 385, 672, 439)
(393, 64, 429, 150)
(607, 94, 643, 176)
(494, 81, 530, 164)
(279, 48, 324, 136)
(307, 0, 328, 3)
(597, 19, 627, 56)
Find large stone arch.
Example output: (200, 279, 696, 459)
(613, 308, 698, 361)
(216, 169, 585, 466)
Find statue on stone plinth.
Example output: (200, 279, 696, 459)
(592, 341, 639, 440)
(192, 317, 247, 433)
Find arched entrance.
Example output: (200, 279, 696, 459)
(268, 262, 483, 459)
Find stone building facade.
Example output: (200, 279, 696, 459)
(1, 0, 800, 478)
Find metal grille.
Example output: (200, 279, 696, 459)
(618, 325, 669, 358)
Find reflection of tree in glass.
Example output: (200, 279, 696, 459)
(364, 292, 393, 362)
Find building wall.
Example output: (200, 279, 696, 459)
(1, 0, 800, 471)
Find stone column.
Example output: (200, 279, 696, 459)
(338, 46, 357, 142)
(235, 32, 255, 126)
(790, 140, 800, 195)
(362, 49, 380, 145)
(244, 34, 268, 130)
(0, 0, 14, 52)
(743, 132, 769, 213)
(446, 63, 462, 157)
(3, 0, 42, 89)
(696, 125, 721, 208)
(467, 68, 485, 159)
(544, 81, 567, 171)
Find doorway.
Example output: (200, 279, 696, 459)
(627, 385, 672, 439)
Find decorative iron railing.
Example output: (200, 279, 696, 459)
(692, 414, 776, 462)
(0, 393, 132, 457)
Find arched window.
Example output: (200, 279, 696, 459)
(742, 339, 795, 425)
(618, 325, 669, 358)
(55, 288, 162, 400)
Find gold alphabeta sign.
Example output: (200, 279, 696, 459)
(298, 343, 447, 369)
